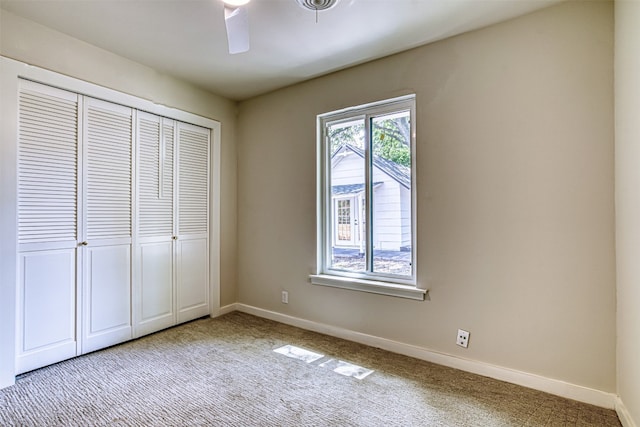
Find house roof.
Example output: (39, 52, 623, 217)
(332, 183, 366, 196)
(332, 182, 383, 196)
(332, 144, 411, 189)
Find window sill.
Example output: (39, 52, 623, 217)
(309, 274, 426, 301)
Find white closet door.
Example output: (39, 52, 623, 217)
(15, 81, 79, 373)
(134, 112, 176, 336)
(176, 122, 210, 323)
(80, 98, 133, 354)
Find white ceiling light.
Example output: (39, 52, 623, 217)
(296, 0, 340, 11)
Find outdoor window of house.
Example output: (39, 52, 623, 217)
(311, 95, 425, 300)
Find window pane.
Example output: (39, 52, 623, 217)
(371, 111, 412, 276)
(328, 119, 366, 272)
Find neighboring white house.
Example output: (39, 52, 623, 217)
(331, 144, 411, 252)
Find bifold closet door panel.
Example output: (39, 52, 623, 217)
(176, 122, 210, 323)
(16, 80, 79, 373)
(134, 113, 176, 337)
(80, 97, 133, 354)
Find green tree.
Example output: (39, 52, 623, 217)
(329, 115, 411, 167)
(372, 116, 411, 167)
(329, 122, 364, 154)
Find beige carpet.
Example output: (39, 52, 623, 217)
(0, 312, 621, 426)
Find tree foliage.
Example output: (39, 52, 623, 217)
(329, 116, 411, 167)
(329, 122, 364, 152)
(372, 117, 411, 167)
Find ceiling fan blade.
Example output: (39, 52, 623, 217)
(224, 5, 249, 54)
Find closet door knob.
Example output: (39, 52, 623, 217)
(172, 236, 178, 240)
(79, 241, 88, 246)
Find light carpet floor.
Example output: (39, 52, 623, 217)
(0, 312, 622, 426)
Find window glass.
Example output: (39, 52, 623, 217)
(328, 119, 365, 273)
(371, 111, 412, 276)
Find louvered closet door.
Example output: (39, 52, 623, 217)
(80, 97, 133, 354)
(176, 122, 210, 323)
(15, 80, 79, 374)
(134, 112, 176, 337)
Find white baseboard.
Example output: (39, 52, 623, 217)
(233, 303, 617, 410)
(617, 397, 638, 427)
(215, 303, 239, 317)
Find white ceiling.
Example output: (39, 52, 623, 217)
(1, 0, 560, 101)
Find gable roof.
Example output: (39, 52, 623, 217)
(332, 144, 411, 189)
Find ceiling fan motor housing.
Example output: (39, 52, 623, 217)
(296, 0, 340, 11)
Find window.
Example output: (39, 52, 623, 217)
(310, 95, 425, 300)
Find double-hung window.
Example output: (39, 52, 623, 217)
(311, 95, 425, 300)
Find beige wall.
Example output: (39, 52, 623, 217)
(0, 10, 238, 306)
(237, 1, 616, 392)
(615, 0, 640, 424)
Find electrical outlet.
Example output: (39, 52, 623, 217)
(281, 290, 289, 304)
(456, 329, 469, 348)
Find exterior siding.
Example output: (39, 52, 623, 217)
(332, 150, 407, 251)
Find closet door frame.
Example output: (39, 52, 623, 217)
(1, 61, 20, 389)
(0, 57, 221, 389)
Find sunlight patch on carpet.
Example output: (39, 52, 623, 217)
(319, 359, 374, 380)
(273, 345, 324, 363)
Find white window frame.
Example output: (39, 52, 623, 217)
(310, 95, 426, 300)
